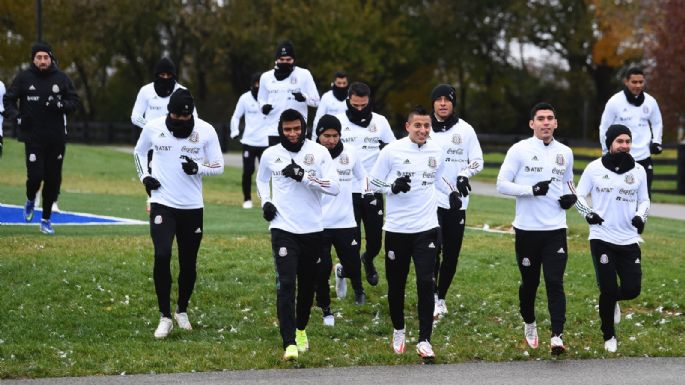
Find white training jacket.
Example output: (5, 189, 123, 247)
(574, 158, 650, 245)
(368, 137, 450, 234)
(496, 136, 574, 231)
(313, 90, 347, 129)
(322, 145, 367, 229)
(134, 116, 224, 209)
(256, 139, 340, 234)
(599, 90, 663, 161)
(257, 66, 320, 137)
(429, 118, 484, 210)
(229, 90, 268, 147)
(130, 82, 196, 129)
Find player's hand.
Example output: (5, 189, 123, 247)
(456, 176, 471, 197)
(585, 212, 604, 225)
(631, 215, 645, 234)
(449, 191, 462, 210)
(143, 176, 161, 197)
(180, 155, 198, 175)
(292, 92, 306, 102)
(532, 179, 552, 196)
(281, 159, 304, 182)
(391, 175, 411, 194)
(262, 202, 277, 221)
(558, 194, 577, 210)
(650, 142, 663, 155)
(261, 104, 273, 115)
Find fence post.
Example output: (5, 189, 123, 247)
(678, 143, 685, 194)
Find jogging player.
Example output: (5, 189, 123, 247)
(133, 89, 224, 339)
(575, 124, 650, 353)
(313, 71, 349, 129)
(496, 102, 576, 355)
(256, 109, 340, 361)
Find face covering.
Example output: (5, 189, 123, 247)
(332, 85, 348, 101)
(431, 112, 459, 133)
(166, 115, 194, 139)
(623, 87, 645, 107)
(601, 151, 635, 174)
(328, 140, 344, 159)
(154, 77, 176, 98)
(345, 99, 373, 127)
(274, 62, 294, 81)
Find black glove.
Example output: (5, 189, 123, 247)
(391, 175, 411, 194)
(180, 155, 199, 175)
(558, 194, 578, 210)
(585, 212, 604, 225)
(45, 97, 64, 111)
(282, 159, 305, 182)
(0, 135, 3, 158)
(262, 202, 277, 221)
(292, 92, 306, 102)
(143, 176, 161, 197)
(532, 179, 552, 196)
(261, 104, 273, 115)
(631, 216, 645, 234)
(456, 176, 471, 197)
(650, 142, 663, 155)
(449, 191, 462, 210)
(363, 193, 377, 206)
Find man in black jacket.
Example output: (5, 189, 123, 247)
(3, 42, 79, 234)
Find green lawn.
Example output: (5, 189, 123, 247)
(1, 139, 683, 378)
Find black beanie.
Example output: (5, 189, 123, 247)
(275, 41, 295, 59)
(167, 89, 194, 115)
(31, 42, 54, 60)
(431, 84, 456, 105)
(605, 124, 632, 150)
(315, 115, 342, 137)
(154, 58, 177, 78)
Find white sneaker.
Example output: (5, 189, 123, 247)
(242, 200, 253, 209)
(433, 299, 447, 319)
(323, 314, 335, 326)
(392, 328, 406, 354)
(604, 336, 617, 353)
(551, 335, 566, 355)
(154, 317, 173, 339)
(174, 312, 192, 330)
(524, 322, 539, 349)
(334, 263, 347, 299)
(614, 303, 621, 324)
(416, 341, 435, 360)
(51, 202, 61, 213)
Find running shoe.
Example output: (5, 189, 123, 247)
(433, 299, 448, 319)
(335, 263, 347, 298)
(242, 200, 253, 209)
(154, 317, 173, 339)
(614, 302, 621, 324)
(174, 312, 192, 330)
(283, 344, 298, 361)
(524, 321, 539, 349)
(40, 219, 55, 235)
(24, 199, 35, 222)
(354, 291, 366, 305)
(295, 329, 309, 352)
(323, 307, 334, 326)
(604, 336, 617, 353)
(416, 341, 435, 360)
(52, 201, 61, 213)
(551, 335, 565, 355)
(392, 328, 406, 354)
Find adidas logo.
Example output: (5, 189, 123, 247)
(369, 199, 377, 206)
(532, 156, 538, 161)
(160, 132, 166, 137)
(403, 159, 411, 164)
(351, 239, 358, 246)
(603, 175, 609, 179)
(344, 126, 351, 131)
(29, 85, 36, 90)
(195, 227, 202, 234)
(428, 242, 435, 248)
(635, 258, 640, 264)
(557, 247, 565, 254)
(275, 157, 283, 163)
(459, 218, 464, 225)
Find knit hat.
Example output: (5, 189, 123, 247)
(605, 124, 632, 150)
(275, 41, 295, 59)
(31, 42, 54, 60)
(315, 115, 342, 137)
(167, 88, 194, 115)
(431, 84, 456, 105)
(154, 58, 177, 78)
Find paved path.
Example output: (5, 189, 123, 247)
(223, 153, 685, 221)
(5, 357, 684, 384)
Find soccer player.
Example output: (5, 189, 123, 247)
(229, 72, 268, 209)
(574, 124, 650, 353)
(3, 42, 80, 234)
(313, 71, 349, 129)
(313, 114, 367, 327)
(367, 106, 454, 360)
(496, 102, 576, 355)
(256, 109, 339, 361)
(599, 67, 663, 196)
(337, 82, 397, 286)
(258, 41, 320, 145)
(428, 84, 484, 319)
(133, 89, 224, 339)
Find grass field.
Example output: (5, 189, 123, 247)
(1, 139, 684, 379)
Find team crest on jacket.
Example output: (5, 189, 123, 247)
(452, 134, 462, 145)
(304, 154, 314, 165)
(428, 156, 437, 169)
(340, 154, 349, 165)
(625, 173, 635, 184)
(189, 132, 199, 143)
(643, 106, 649, 114)
(368, 123, 377, 133)
(52, 84, 60, 93)
(290, 76, 297, 85)
(555, 154, 564, 166)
